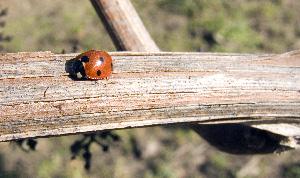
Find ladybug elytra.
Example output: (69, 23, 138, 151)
(71, 50, 113, 79)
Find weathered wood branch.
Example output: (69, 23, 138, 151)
(90, 0, 160, 52)
(0, 50, 299, 141)
(87, 0, 300, 153)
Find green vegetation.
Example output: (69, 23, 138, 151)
(134, 0, 300, 53)
(283, 164, 300, 178)
(2, 0, 300, 54)
(1, 0, 115, 53)
(1, 0, 300, 177)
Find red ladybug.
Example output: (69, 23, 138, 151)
(71, 50, 113, 79)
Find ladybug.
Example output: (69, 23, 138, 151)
(71, 50, 113, 79)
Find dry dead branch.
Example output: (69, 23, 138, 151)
(0, 50, 299, 142)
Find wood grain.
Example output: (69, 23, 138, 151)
(0, 50, 299, 141)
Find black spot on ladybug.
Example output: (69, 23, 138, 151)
(81, 56, 89, 62)
(111, 63, 113, 71)
(97, 70, 101, 76)
(99, 57, 104, 63)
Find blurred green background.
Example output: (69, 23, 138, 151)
(1, 0, 300, 177)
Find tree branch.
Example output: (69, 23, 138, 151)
(0, 50, 299, 141)
(90, 0, 160, 52)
